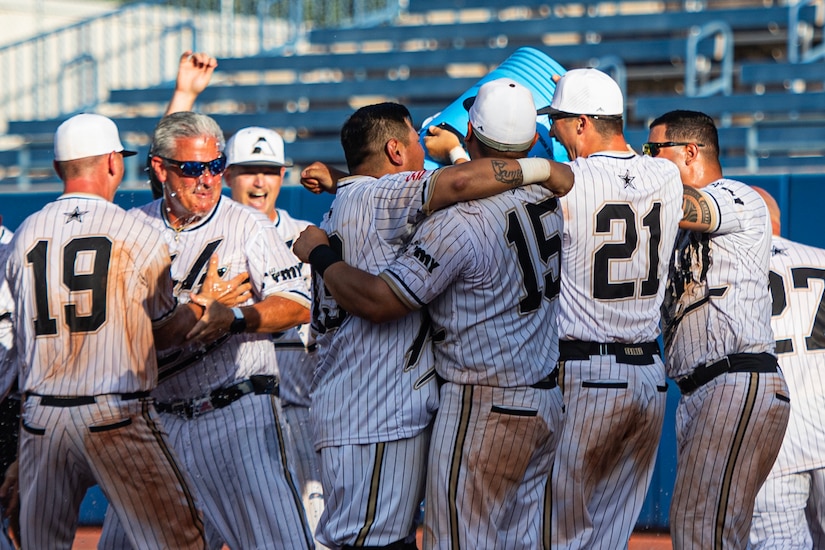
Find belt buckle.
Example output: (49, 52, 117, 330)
(190, 396, 215, 418)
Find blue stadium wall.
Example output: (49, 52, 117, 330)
(2, 171, 822, 529)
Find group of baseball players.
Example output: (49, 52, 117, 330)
(0, 48, 820, 550)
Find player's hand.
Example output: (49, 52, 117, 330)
(185, 293, 234, 342)
(176, 50, 217, 95)
(424, 125, 463, 164)
(0, 459, 20, 547)
(165, 50, 218, 115)
(199, 254, 252, 306)
(301, 162, 346, 194)
(293, 226, 330, 262)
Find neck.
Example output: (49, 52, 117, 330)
(64, 180, 113, 201)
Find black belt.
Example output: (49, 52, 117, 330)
(28, 391, 151, 407)
(558, 341, 661, 365)
(155, 375, 279, 418)
(530, 368, 559, 390)
(675, 352, 778, 394)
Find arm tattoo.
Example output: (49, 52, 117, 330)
(492, 160, 523, 187)
(681, 186, 714, 227)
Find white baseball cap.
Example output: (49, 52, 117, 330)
(538, 68, 624, 117)
(225, 127, 292, 167)
(462, 78, 538, 152)
(54, 113, 137, 161)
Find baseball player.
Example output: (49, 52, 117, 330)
(158, 51, 327, 545)
(295, 79, 573, 549)
(2, 113, 236, 549)
(223, 126, 327, 547)
(99, 111, 315, 549)
(293, 101, 572, 549)
(749, 186, 825, 549)
(648, 110, 791, 549)
(538, 68, 683, 549)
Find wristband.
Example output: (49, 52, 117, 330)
(517, 158, 552, 184)
(308, 244, 343, 278)
(448, 146, 470, 164)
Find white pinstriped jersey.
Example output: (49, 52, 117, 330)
(272, 208, 315, 408)
(381, 185, 563, 386)
(311, 171, 440, 448)
(663, 179, 775, 377)
(557, 152, 683, 343)
(0, 226, 16, 400)
(766, 235, 825, 475)
(5, 194, 177, 396)
(130, 195, 309, 402)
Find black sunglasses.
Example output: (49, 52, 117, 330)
(159, 154, 227, 177)
(548, 113, 580, 123)
(642, 142, 705, 157)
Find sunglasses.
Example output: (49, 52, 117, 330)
(548, 113, 580, 123)
(642, 142, 705, 157)
(159, 154, 227, 177)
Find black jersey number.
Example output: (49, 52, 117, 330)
(593, 202, 662, 300)
(769, 267, 825, 354)
(505, 197, 562, 314)
(26, 237, 112, 336)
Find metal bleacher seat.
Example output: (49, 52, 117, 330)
(633, 91, 825, 121)
(107, 76, 480, 111)
(306, 6, 793, 49)
(740, 60, 825, 88)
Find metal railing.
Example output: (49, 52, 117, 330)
(0, 0, 400, 134)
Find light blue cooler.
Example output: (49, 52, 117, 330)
(419, 47, 568, 169)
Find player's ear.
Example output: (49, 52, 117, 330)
(684, 142, 702, 165)
(386, 138, 403, 167)
(150, 155, 167, 183)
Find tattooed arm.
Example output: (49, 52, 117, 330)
(679, 185, 719, 232)
(426, 157, 573, 213)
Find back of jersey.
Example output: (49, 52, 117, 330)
(7, 195, 173, 396)
(311, 171, 438, 448)
(768, 235, 825, 475)
(557, 152, 682, 343)
(383, 185, 563, 387)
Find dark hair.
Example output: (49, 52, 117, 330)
(340, 102, 414, 173)
(648, 110, 720, 158)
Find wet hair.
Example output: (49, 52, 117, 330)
(150, 112, 225, 160)
(648, 110, 720, 158)
(340, 102, 414, 173)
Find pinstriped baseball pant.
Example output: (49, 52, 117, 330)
(423, 382, 563, 550)
(670, 371, 790, 550)
(19, 395, 205, 550)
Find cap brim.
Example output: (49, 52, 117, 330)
(121, 149, 138, 157)
(229, 159, 293, 168)
(536, 106, 558, 115)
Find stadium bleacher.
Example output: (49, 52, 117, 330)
(1, 0, 823, 187)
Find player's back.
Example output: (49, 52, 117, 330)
(768, 235, 825, 475)
(6, 195, 172, 396)
(557, 152, 682, 343)
(311, 171, 438, 448)
(387, 185, 563, 387)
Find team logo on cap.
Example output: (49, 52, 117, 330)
(251, 137, 276, 157)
